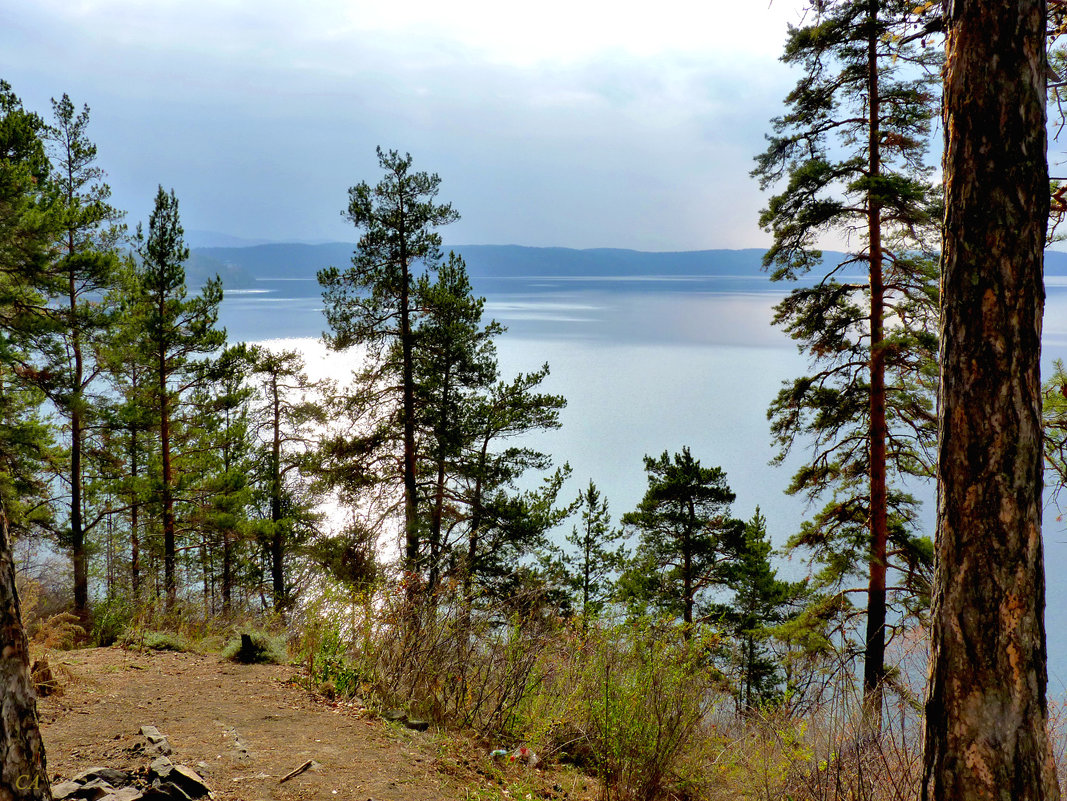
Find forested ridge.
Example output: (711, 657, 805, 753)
(1, 0, 1066, 798)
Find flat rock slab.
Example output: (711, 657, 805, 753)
(74, 768, 131, 786)
(149, 756, 174, 780)
(76, 779, 121, 800)
(101, 789, 144, 801)
(52, 781, 82, 801)
(168, 765, 211, 798)
(145, 780, 192, 801)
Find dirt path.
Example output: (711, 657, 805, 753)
(38, 647, 473, 801)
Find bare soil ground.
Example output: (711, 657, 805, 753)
(39, 647, 593, 801)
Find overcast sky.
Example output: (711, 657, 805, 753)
(4, 0, 812, 250)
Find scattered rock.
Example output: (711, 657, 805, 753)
(73, 768, 130, 786)
(166, 765, 211, 798)
(101, 789, 143, 801)
(381, 709, 406, 722)
(75, 778, 120, 800)
(51, 781, 82, 801)
(56, 727, 210, 801)
(148, 756, 173, 781)
(139, 725, 174, 756)
(145, 780, 192, 801)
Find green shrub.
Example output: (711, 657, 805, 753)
(90, 593, 135, 647)
(571, 618, 718, 801)
(222, 630, 287, 664)
(139, 630, 196, 653)
(306, 627, 364, 695)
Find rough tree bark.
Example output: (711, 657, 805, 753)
(922, 0, 1059, 797)
(0, 505, 51, 800)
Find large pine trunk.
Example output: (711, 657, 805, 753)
(0, 506, 51, 800)
(922, 0, 1058, 797)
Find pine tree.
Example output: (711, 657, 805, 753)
(719, 508, 799, 712)
(562, 479, 628, 621)
(134, 186, 225, 608)
(753, 0, 940, 720)
(412, 253, 501, 588)
(317, 162, 570, 597)
(620, 448, 744, 632)
(36, 94, 123, 619)
(248, 346, 325, 612)
(99, 257, 156, 596)
(458, 366, 569, 601)
(0, 78, 56, 800)
(319, 147, 459, 577)
(187, 344, 256, 615)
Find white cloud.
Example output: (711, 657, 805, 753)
(2, 0, 809, 249)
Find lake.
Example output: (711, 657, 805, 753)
(217, 270, 1067, 686)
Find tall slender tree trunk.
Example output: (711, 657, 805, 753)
(464, 438, 490, 601)
(922, 0, 1058, 797)
(69, 265, 88, 623)
(221, 529, 232, 616)
(863, 0, 889, 726)
(583, 532, 592, 616)
(159, 341, 176, 611)
(222, 433, 233, 616)
(270, 374, 284, 612)
(0, 504, 51, 800)
(129, 428, 140, 596)
(682, 500, 695, 634)
(429, 370, 452, 593)
(399, 225, 421, 581)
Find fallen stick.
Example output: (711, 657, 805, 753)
(278, 760, 313, 784)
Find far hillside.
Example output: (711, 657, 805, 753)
(193, 244, 809, 282)
(190, 242, 1067, 287)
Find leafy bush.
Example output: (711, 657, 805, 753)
(139, 630, 196, 653)
(293, 580, 939, 801)
(584, 619, 719, 801)
(222, 630, 287, 664)
(90, 593, 135, 646)
(305, 626, 364, 696)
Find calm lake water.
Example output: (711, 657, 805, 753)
(218, 272, 1067, 684)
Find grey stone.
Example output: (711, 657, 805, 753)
(51, 781, 82, 801)
(139, 725, 166, 744)
(144, 780, 192, 801)
(74, 779, 119, 801)
(73, 768, 130, 786)
(101, 790, 143, 801)
(382, 709, 406, 722)
(167, 765, 211, 799)
(149, 756, 174, 781)
(140, 725, 173, 755)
